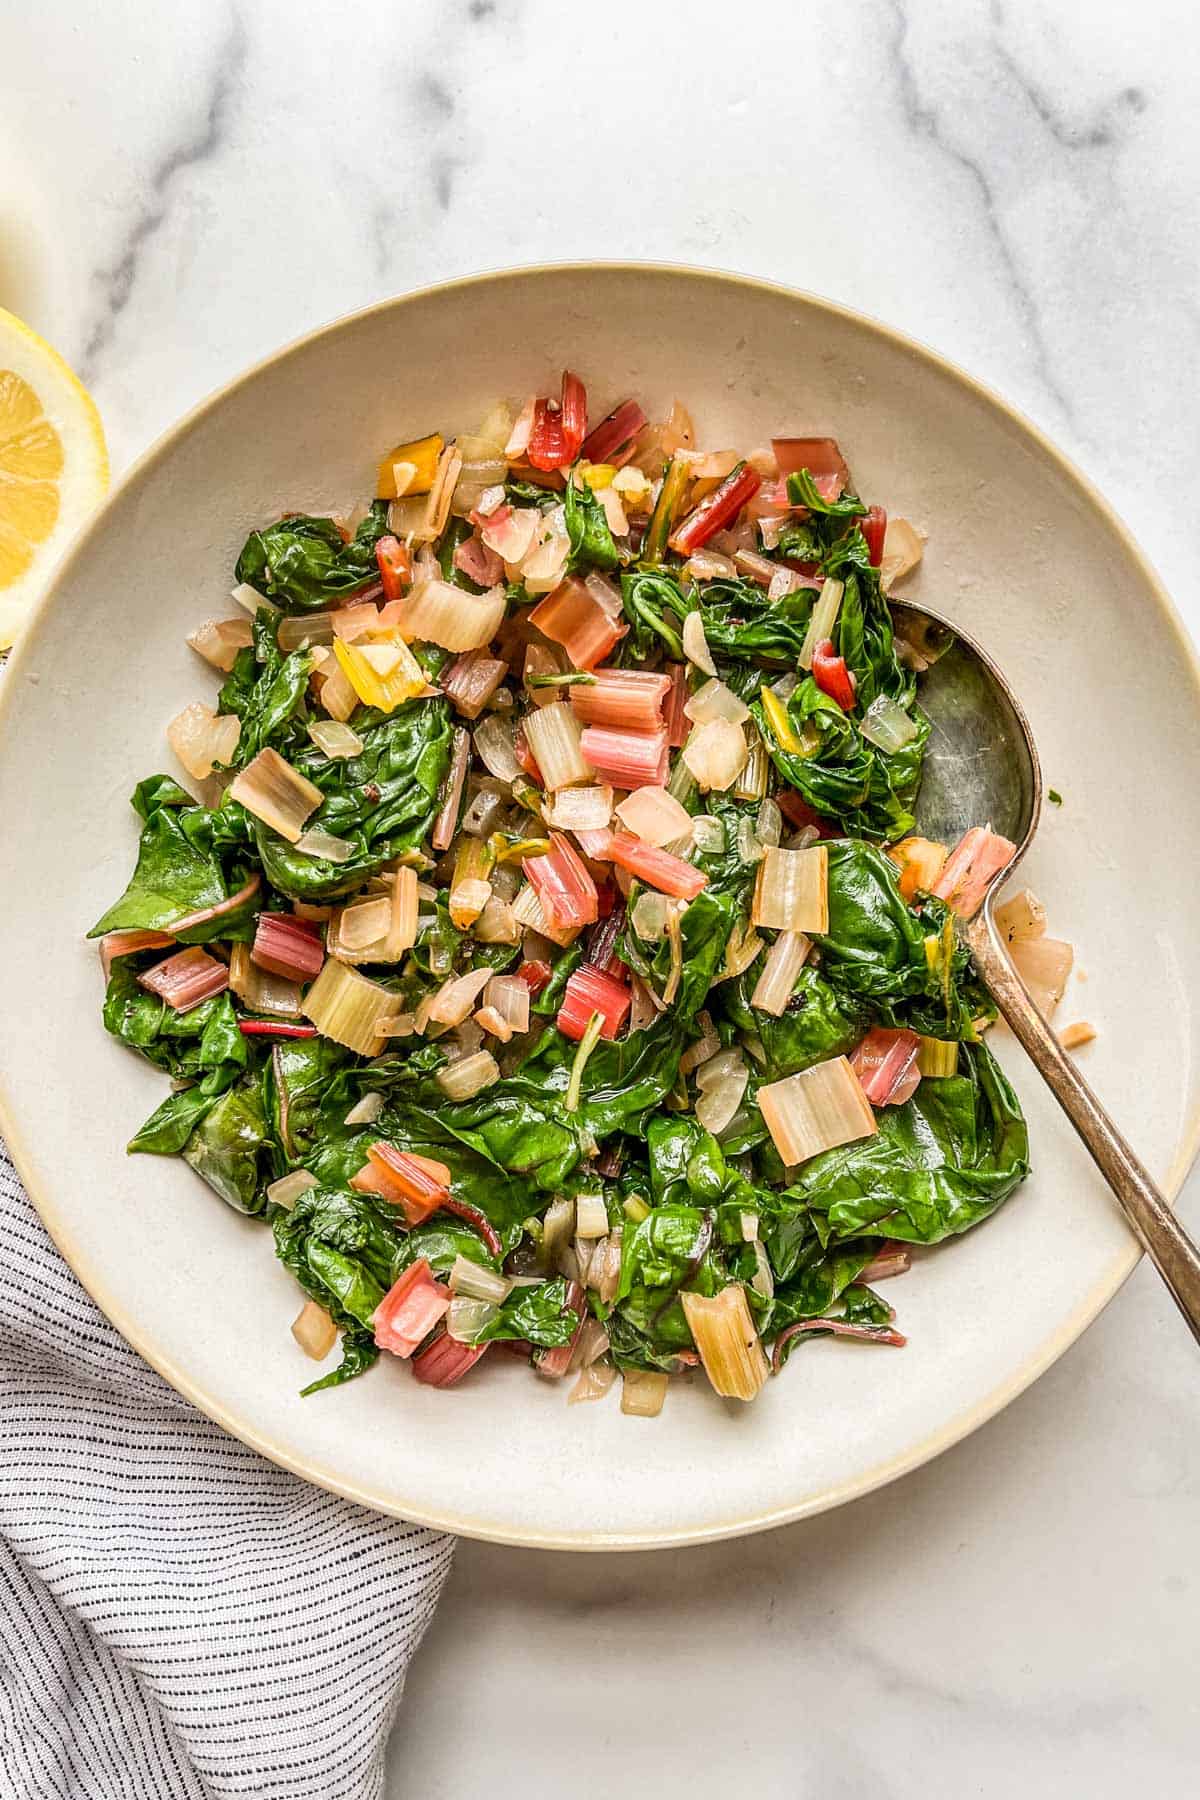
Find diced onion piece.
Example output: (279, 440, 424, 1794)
(1059, 1020, 1096, 1050)
(681, 1286, 768, 1402)
(523, 704, 592, 791)
(269, 1169, 317, 1211)
(399, 574, 507, 653)
(343, 1091, 385, 1127)
(798, 578, 845, 671)
(994, 888, 1047, 942)
(575, 1193, 609, 1239)
(137, 946, 228, 1012)
(684, 679, 750, 726)
(684, 548, 736, 581)
(436, 1050, 500, 1100)
(99, 929, 175, 981)
(187, 616, 253, 672)
(252, 912, 325, 982)
(481, 504, 540, 566)
(446, 1297, 499, 1343)
(473, 714, 522, 784)
(614, 786, 692, 848)
(293, 828, 355, 864)
(423, 967, 492, 1030)
(473, 896, 521, 944)
(167, 702, 241, 780)
(307, 719, 363, 759)
(231, 581, 275, 615)
(734, 548, 778, 584)
(525, 832, 599, 930)
(473, 1004, 512, 1042)
(229, 748, 322, 843)
(530, 577, 626, 671)
(757, 1056, 877, 1167)
(681, 608, 717, 677)
(751, 930, 811, 1015)
(631, 891, 671, 943)
(720, 919, 763, 982)
(1009, 935, 1074, 1016)
(570, 1361, 618, 1405)
(690, 814, 726, 854)
(483, 975, 530, 1035)
(917, 1036, 959, 1078)
(694, 1051, 748, 1137)
(278, 610, 339, 651)
(302, 958, 398, 1054)
(373, 1260, 451, 1359)
(292, 1299, 338, 1361)
(546, 784, 613, 833)
(850, 1027, 922, 1106)
(338, 897, 392, 952)
(557, 965, 630, 1042)
(887, 836, 947, 902)
(449, 836, 493, 928)
(520, 533, 570, 596)
(569, 667, 670, 734)
(316, 660, 359, 723)
(682, 719, 748, 793)
(860, 695, 919, 752)
(579, 724, 669, 790)
(332, 635, 425, 712)
(449, 1256, 510, 1304)
(442, 648, 508, 720)
(931, 826, 1017, 919)
(880, 516, 924, 589)
(605, 833, 708, 900)
(620, 1370, 669, 1418)
(753, 845, 828, 933)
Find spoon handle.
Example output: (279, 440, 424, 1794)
(968, 913, 1200, 1344)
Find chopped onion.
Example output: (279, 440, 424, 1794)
(880, 516, 924, 589)
(680, 1287, 768, 1402)
(473, 896, 522, 944)
(307, 719, 363, 760)
(229, 748, 322, 843)
(231, 581, 275, 615)
(546, 784, 613, 832)
(733, 548, 778, 585)
(719, 919, 763, 983)
(1059, 1020, 1096, 1050)
(269, 1169, 317, 1210)
(343, 1091, 385, 1127)
(167, 703, 241, 780)
(614, 786, 692, 849)
(523, 704, 592, 791)
(684, 680, 751, 729)
(753, 845, 828, 933)
(474, 1004, 512, 1042)
(482, 975, 530, 1035)
(473, 714, 522, 784)
(751, 930, 811, 1015)
(400, 575, 507, 653)
(631, 891, 672, 943)
(481, 504, 540, 566)
(436, 1050, 500, 1100)
(187, 616, 253, 672)
(425, 967, 492, 1029)
(994, 888, 1047, 942)
(1009, 935, 1074, 1016)
(339, 897, 393, 951)
(292, 828, 355, 868)
(755, 798, 782, 849)
(291, 1299, 337, 1361)
(682, 608, 717, 676)
(520, 533, 570, 596)
(452, 457, 509, 519)
(694, 1050, 748, 1136)
(449, 1256, 510, 1304)
(302, 959, 398, 1055)
(446, 1296, 500, 1343)
(620, 1370, 669, 1417)
(757, 1056, 877, 1167)
(861, 694, 919, 753)
(316, 660, 359, 723)
(442, 648, 509, 720)
(683, 548, 737, 582)
(798, 577, 844, 671)
(277, 610, 338, 652)
(690, 814, 726, 854)
(768, 565, 805, 601)
(569, 1360, 617, 1405)
(575, 1192, 609, 1239)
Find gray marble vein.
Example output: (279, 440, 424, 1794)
(79, 10, 248, 383)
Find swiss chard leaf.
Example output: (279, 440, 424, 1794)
(476, 1277, 577, 1347)
(565, 477, 620, 572)
(234, 502, 391, 612)
(218, 611, 313, 766)
(90, 785, 257, 941)
(181, 1080, 270, 1215)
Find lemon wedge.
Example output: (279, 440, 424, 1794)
(0, 308, 109, 651)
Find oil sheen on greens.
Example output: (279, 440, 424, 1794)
(92, 450, 1029, 1400)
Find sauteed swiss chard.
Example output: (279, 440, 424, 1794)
(91, 374, 1039, 1415)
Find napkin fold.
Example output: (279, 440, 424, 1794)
(0, 1143, 453, 1800)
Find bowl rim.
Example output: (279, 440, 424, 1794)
(3, 260, 1198, 1550)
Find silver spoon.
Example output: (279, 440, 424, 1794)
(892, 598, 1200, 1342)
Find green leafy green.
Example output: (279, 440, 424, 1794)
(89, 783, 258, 941)
(181, 1081, 271, 1214)
(234, 502, 391, 612)
(565, 477, 620, 572)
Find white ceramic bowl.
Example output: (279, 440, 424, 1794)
(2, 265, 1197, 1549)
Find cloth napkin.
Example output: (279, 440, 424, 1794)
(0, 1141, 454, 1800)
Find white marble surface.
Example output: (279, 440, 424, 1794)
(3, 0, 1199, 1792)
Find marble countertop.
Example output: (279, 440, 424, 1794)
(4, 0, 1197, 1791)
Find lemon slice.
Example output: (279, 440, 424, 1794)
(0, 308, 109, 651)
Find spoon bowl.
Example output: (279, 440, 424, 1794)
(898, 597, 1200, 1342)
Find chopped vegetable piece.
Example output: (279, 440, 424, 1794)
(307, 719, 364, 759)
(302, 958, 398, 1055)
(604, 833, 708, 900)
(668, 461, 762, 556)
(811, 639, 857, 710)
(850, 1027, 923, 1106)
(860, 505, 887, 567)
(411, 1332, 489, 1387)
(527, 371, 587, 471)
(399, 575, 507, 652)
(292, 1300, 338, 1361)
(917, 1036, 959, 1078)
(680, 1287, 768, 1402)
(798, 578, 845, 672)
(376, 433, 443, 499)
(993, 888, 1047, 943)
(373, 1259, 451, 1358)
(557, 965, 630, 1042)
(860, 694, 917, 751)
(436, 1051, 500, 1100)
(753, 845, 828, 933)
(375, 534, 412, 599)
(269, 1169, 317, 1211)
(579, 724, 670, 790)
(931, 826, 1017, 919)
(187, 616, 254, 672)
(99, 928, 175, 981)
(357, 1143, 450, 1225)
(620, 1370, 669, 1417)
(228, 747, 322, 843)
(771, 436, 849, 487)
(530, 577, 625, 670)
(887, 836, 948, 902)
(238, 1021, 317, 1039)
(614, 785, 692, 848)
(750, 930, 810, 1016)
(681, 719, 748, 792)
(879, 516, 924, 588)
(168, 703, 241, 780)
(757, 1056, 877, 1167)
(523, 703, 593, 791)
(138, 946, 229, 1012)
(1008, 935, 1074, 1016)
(1059, 1021, 1096, 1050)
(252, 913, 324, 982)
(581, 398, 646, 465)
(524, 832, 599, 930)
(442, 648, 508, 720)
(332, 634, 426, 712)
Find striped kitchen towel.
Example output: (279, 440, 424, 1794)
(0, 1142, 454, 1799)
